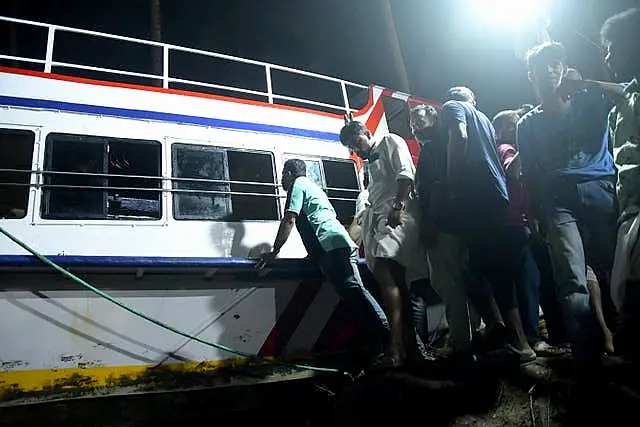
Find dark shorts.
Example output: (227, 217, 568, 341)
(455, 196, 509, 243)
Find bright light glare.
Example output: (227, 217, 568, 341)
(470, 0, 548, 30)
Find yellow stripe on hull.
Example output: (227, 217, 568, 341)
(0, 358, 267, 401)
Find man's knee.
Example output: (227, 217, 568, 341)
(555, 277, 589, 301)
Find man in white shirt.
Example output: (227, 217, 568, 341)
(340, 120, 427, 367)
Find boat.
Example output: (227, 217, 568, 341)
(0, 15, 444, 407)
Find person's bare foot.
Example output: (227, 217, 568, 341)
(371, 350, 405, 369)
(604, 328, 615, 355)
(505, 344, 536, 364)
(477, 344, 536, 365)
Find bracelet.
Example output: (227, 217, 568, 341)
(391, 199, 406, 211)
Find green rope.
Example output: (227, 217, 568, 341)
(0, 226, 342, 375)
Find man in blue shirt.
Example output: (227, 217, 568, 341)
(517, 42, 618, 361)
(442, 87, 535, 362)
(257, 159, 390, 360)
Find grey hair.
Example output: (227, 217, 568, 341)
(447, 86, 475, 103)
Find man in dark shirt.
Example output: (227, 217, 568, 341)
(442, 87, 534, 362)
(517, 42, 618, 361)
(412, 103, 478, 360)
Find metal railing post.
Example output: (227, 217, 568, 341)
(162, 45, 169, 88)
(340, 82, 350, 113)
(44, 26, 56, 73)
(265, 65, 273, 103)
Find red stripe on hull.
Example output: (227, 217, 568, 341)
(258, 279, 323, 357)
(312, 301, 364, 354)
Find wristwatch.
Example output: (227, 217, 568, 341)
(391, 199, 406, 211)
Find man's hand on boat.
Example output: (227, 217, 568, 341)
(255, 250, 278, 270)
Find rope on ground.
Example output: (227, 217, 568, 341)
(0, 226, 343, 375)
(529, 383, 537, 427)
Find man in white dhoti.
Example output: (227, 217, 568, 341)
(340, 120, 427, 367)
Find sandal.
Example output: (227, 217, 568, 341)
(477, 344, 536, 365)
(532, 340, 568, 357)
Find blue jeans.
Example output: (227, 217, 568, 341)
(510, 227, 542, 344)
(319, 247, 390, 353)
(530, 234, 568, 345)
(541, 178, 617, 360)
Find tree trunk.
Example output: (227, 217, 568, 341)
(379, 0, 411, 93)
(149, 0, 163, 87)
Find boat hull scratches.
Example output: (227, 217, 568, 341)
(0, 357, 335, 407)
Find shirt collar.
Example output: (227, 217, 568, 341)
(623, 78, 639, 95)
(370, 135, 382, 150)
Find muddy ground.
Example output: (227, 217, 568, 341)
(2, 355, 639, 426)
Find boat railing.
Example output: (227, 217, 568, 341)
(0, 168, 360, 203)
(0, 16, 369, 115)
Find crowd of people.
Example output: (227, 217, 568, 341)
(257, 8, 640, 371)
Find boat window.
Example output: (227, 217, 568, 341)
(172, 144, 230, 220)
(227, 150, 278, 220)
(41, 133, 162, 220)
(172, 144, 278, 221)
(322, 159, 359, 226)
(0, 129, 35, 219)
(302, 160, 323, 188)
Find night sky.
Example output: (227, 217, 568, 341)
(1, 0, 639, 118)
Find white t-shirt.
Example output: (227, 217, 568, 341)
(354, 189, 370, 225)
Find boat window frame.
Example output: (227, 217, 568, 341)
(0, 128, 37, 220)
(171, 142, 280, 222)
(40, 132, 164, 221)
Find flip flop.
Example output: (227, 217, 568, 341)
(477, 344, 536, 365)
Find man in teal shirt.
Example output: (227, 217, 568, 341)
(257, 159, 389, 358)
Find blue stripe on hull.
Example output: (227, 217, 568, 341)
(0, 255, 366, 269)
(0, 95, 341, 142)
